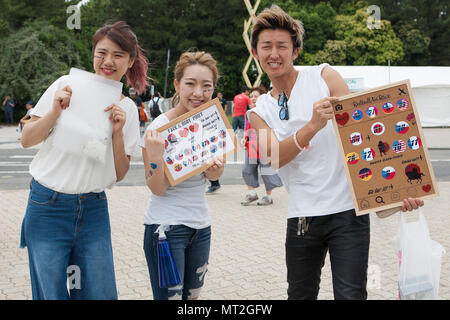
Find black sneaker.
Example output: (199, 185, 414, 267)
(206, 185, 221, 194)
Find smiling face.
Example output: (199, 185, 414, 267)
(252, 29, 299, 80)
(93, 37, 135, 82)
(174, 64, 214, 112)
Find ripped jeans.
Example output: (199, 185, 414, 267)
(144, 224, 211, 300)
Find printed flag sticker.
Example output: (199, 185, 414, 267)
(395, 121, 409, 134)
(371, 122, 385, 136)
(349, 132, 363, 146)
(346, 152, 359, 165)
(366, 106, 378, 118)
(408, 136, 422, 150)
(382, 166, 396, 180)
(352, 110, 363, 121)
(382, 102, 394, 114)
(397, 98, 409, 111)
(362, 148, 375, 161)
(359, 168, 372, 181)
(392, 140, 406, 153)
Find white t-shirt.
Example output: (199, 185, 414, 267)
(248, 64, 354, 218)
(140, 114, 210, 229)
(29, 75, 140, 194)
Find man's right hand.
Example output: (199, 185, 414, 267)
(307, 96, 339, 134)
(53, 85, 72, 115)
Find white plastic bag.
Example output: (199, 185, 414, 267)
(397, 210, 445, 299)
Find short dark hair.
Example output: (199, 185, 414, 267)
(251, 4, 304, 51)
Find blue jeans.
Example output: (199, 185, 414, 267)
(144, 224, 211, 300)
(4, 109, 13, 124)
(20, 179, 117, 300)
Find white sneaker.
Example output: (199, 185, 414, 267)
(257, 196, 273, 206)
(241, 193, 258, 206)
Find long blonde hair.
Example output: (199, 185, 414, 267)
(171, 50, 219, 108)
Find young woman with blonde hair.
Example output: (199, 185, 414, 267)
(141, 50, 224, 300)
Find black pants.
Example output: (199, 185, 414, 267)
(285, 209, 370, 300)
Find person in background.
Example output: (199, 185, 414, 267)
(231, 86, 251, 137)
(2, 95, 15, 125)
(18, 101, 34, 133)
(241, 86, 283, 206)
(141, 50, 224, 300)
(130, 87, 147, 134)
(149, 91, 163, 121)
(206, 91, 227, 194)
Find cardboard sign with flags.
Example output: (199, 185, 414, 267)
(332, 80, 438, 215)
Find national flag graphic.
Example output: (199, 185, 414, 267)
(346, 152, 359, 165)
(392, 140, 406, 153)
(382, 102, 394, 114)
(362, 148, 375, 161)
(371, 122, 385, 135)
(395, 121, 409, 134)
(366, 106, 378, 118)
(359, 168, 372, 181)
(397, 98, 409, 111)
(349, 132, 363, 146)
(352, 109, 363, 121)
(382, 166, 396, 180)
(408, 136, 422, 150)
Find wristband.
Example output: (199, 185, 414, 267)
(293, 132, 310, 151)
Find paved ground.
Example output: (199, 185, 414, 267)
(0, 124, 449, 300)
(1, 183, 449, 300)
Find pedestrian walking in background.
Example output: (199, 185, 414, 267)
(241, 86, 282, 206)
(130, 87, 148, 135)
(2, 95, 15, 125)
(206, 91, 228, 194)
(18, 100, 34, 133)
(149, 91, 163, 121)
(19, 21, 146, 300)
(232, 86, 251, 137)
(248, 5, 424, 300)
(141, 50, 224, 300)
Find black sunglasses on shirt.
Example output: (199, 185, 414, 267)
(278, 92, 289, 121)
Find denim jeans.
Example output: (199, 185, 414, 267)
(20, 179, 117, 300)
(144, 224, 211, 300)
(285, 209, 370, 300)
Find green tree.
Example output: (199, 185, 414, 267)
(0, 21, 81, 121)
(315, 8, 404, 65)
(377, 0, 449, 65)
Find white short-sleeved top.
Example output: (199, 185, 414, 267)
(247, 64, 354, 218)
(29, 75, 140, 194)
(140, 114, 210, 229)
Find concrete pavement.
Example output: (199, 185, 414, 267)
(0, 125, 449, 300)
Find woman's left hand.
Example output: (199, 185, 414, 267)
(105, 104, 126, 134)
(205, 155, 226, 179)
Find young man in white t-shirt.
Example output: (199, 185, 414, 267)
(248, 5, 424, 300)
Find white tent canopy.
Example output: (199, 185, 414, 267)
(294, 66, 450, 127)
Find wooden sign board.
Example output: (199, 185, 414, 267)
(332, 80, 439, 215)
(157, 98, 237, 186)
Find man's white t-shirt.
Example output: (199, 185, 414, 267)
(29, 75, 140, 194)
(248, 64, 354, 218)
(140, 114, 210, 229)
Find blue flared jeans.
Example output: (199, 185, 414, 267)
(20, 179, 117, 300)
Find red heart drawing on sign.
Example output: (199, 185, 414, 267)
(335, 112, 349, 126)
(422, 185, 431, 192)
